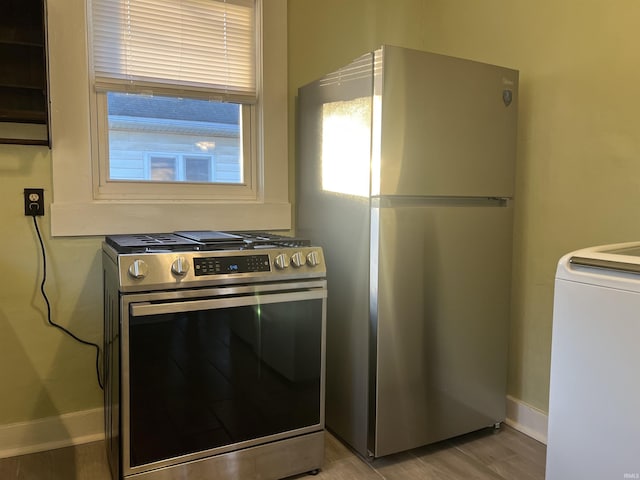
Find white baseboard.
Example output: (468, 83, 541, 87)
(505, 395, 548, 444)
(0, 398, 547, 458)
(0, 408, 104, 459)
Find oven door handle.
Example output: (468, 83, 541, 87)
(129, 289, 327, 317)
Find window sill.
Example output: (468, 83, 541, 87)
(50, 200, 291, 237)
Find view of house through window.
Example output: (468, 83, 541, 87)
(107, 93, 243, 184)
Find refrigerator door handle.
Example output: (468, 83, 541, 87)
(372, 196, 510, 208)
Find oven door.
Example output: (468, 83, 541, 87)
(121, 280, 327, 477)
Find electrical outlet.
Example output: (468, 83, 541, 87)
(24, 188, 45, 216)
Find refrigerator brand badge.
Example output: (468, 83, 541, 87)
(502, 89, 513, 106)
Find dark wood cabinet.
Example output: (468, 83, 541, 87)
(0, 0, 49, 146)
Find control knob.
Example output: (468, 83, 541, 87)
(128, 259, 148, 279)
(291, 251, 306, 268)
(306, 251, 320, 267)
(171, 256, 190, 276)
(274, 253, 290, 270)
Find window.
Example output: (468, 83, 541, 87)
(105, 93, 243, 185)
(91, 0, 255, 198)
(48, 0, 290, 236)
(184, 156, 211, 182)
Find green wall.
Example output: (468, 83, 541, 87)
(288, 0, 640, 412)
(0, 146, 103, 425)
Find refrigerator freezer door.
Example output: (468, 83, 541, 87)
(297, 52, 375, 199)
(376, 46, 518, 197)
(370, 198, 512, 457)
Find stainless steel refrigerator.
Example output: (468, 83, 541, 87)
(296, 45, 518, 458)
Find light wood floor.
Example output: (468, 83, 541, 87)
(0, 425, 545, 479)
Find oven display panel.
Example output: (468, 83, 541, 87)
(194, 255, 271, 276)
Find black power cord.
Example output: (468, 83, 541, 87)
(31, 215, 104, 390)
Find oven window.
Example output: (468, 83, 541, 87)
(127, 298, 323, 467)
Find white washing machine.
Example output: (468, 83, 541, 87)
(546, 242, 640, 480)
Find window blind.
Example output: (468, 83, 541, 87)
(90, 0, 256, 103)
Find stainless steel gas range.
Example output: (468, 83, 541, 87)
(102, 231, 327, 480)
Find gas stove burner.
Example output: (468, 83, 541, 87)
(105, 233, 204, 253)
(174, 231, 245, 243)
(231, 231, 312, 248)
(105, 231, 313, 254)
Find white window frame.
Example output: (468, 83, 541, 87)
(48, 0, 290, 236)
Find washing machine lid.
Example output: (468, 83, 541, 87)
(556, 241, 640, 287)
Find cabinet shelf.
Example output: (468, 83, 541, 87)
(0, 83, 46, 91)
(0, 137, 49, 146)
(0, 0, 48, 146)
(0, 38, 43, 48)
(0, 110, 47, 124)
